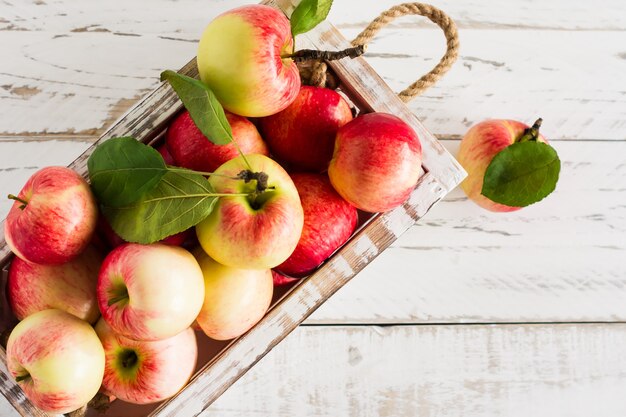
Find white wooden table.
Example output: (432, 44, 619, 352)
(1, 0, 625, 416)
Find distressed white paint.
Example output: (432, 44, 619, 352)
(1, 0, 625, 138)
(1, 0, 625, 416)
(205, 324, 626, 417)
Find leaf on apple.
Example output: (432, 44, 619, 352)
(161, 70, 233, 145)
(290, 0, 333, 38)
(481, 141, 561, 207)
(102, 170, 219, 244)
(88, 137, 167, 207)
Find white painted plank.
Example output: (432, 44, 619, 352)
(1, 1, 625, 138)
(205, 324, 626, 417)
(3, 0, 624, 32)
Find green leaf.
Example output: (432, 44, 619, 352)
(290, 0, 333, 38)
(160, 70, 233, 145)
(481, 141, 561, 207)
(88, 137, 167, 207)
(102, 170, 219, 244)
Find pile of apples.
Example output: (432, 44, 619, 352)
(1, 4, 423, 414)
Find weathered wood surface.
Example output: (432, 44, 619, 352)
(1, 0, 625, 139)
(205, 324, 626, 417)
(1, 0, 625, 416)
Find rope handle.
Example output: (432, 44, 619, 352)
(310, 2, 459, 102)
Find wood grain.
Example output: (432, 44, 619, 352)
(206, 324, 626, 417)
(1, 0, 625, 139)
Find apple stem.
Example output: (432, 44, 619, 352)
(7, 194, 28, 210)
(237, 170, 269, 193)
(517, 118, 543, 143)
(15, 374, 30, 383)
(282, 44, 366, 63)
(107, 294, 129, 306)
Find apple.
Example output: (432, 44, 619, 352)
(328, 113, 423, 213)
(276, 174, 358, 277)
(197, 4, 300, 117)
(457, 119, 548, 212)
(6, 309, 105, 414)
(196, 154, 304, 269)
(195, 251, 273, 340)
(95, 319, 197, 404)
(272, 270, 298, 286)
(166, 109, 269, 172)
(8, 245, 102, 323)
(259, 86, 353, 172)
(97, 243, 205, 341)
(4, 166, 98, 265)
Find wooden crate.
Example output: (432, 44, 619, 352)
(0, 0, 465, 415)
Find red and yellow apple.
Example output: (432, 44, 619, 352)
(195, 251, 273, 340)
(97, 243, 205, 341)
(197, 4, 300, 117)
(6, 309, 105, 414)
(259, 86, 353, 172)
(457, 119, 547, 212)
(196, 154, 304, 269)
(95, 319, 197, 404)
(4, 166, 98, 265)
(8, 245, 102, 323)
(329, 113, 423, 213)
(166, 109, 269, 173)
(276, 173, 358, 277)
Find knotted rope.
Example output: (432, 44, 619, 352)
(307, 2, 459, 101)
